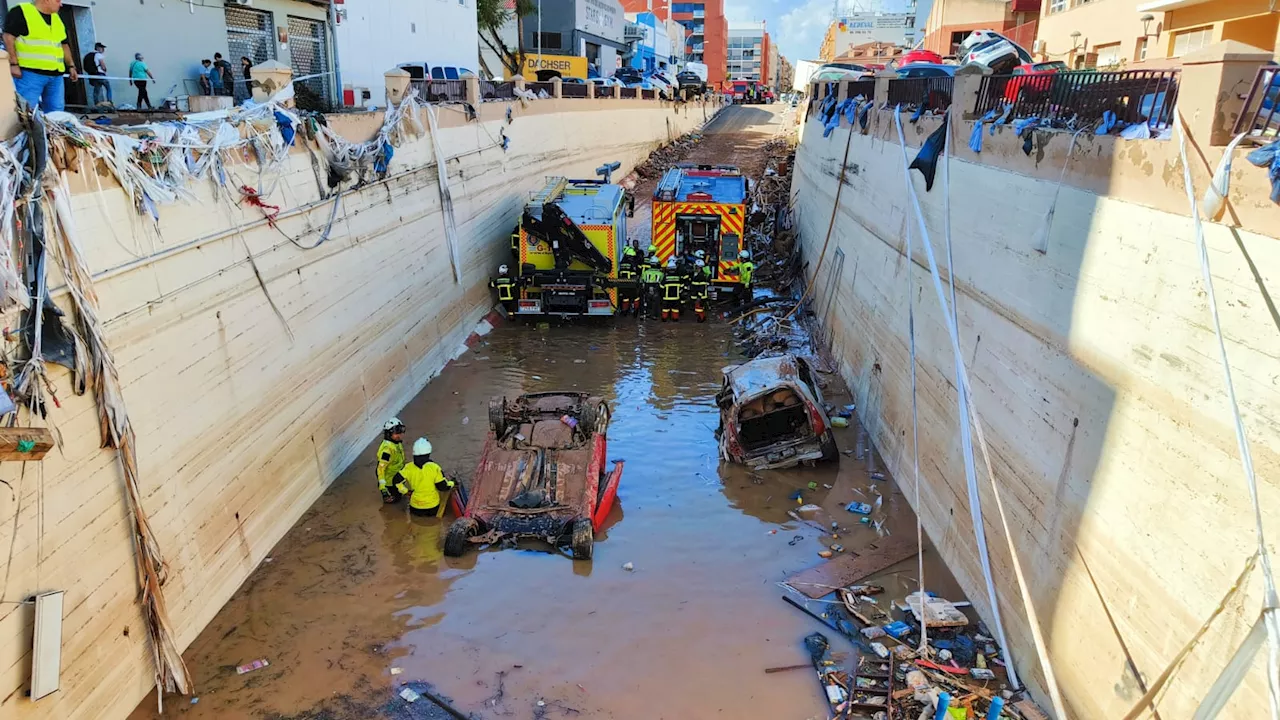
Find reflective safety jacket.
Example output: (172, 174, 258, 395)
(662, 272, 684, 301)
(490, 276, 516, 302)
(618, 265, 637, 281)
(690, 276, 709, 300)
(376, 439, 405, 490)
(15, 4, 67, 72)
(642, 265, 664, 285)
(737, 261, 755, 286)
(395, 461, 454, 511)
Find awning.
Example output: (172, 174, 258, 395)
(1136, 0, 1210, 12)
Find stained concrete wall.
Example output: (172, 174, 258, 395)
(0, 96, 719, 719)
(792, 103, 1278, 716)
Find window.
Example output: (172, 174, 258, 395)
(1049, 0, 1065, 12)
(1136, 36, 1149, 61)
(537, 32, 562, 50)
(1094, 42, 1122, 68)
(1172, 26, 1212, 57)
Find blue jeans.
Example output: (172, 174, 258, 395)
(91, 78, 112, 105)
(13, 71, 65, 113)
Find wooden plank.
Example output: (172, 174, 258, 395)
(785, 535, 920, 599)
(0, 427, 55, 461)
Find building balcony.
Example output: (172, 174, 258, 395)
(1010, 0, 1041, 11)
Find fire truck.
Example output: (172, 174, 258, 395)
(651, 164, 748, 301)
(515, 164, 632, 317)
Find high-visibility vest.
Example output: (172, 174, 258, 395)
(618, 266, 637, 281)
(642, 266, 663, 284)
(15, 4, 67, 73)
(691, 278, 709, 300)
(662, 273, 683, 301)
(395, 461, 453, 511)
(376, 439, 404, 491)
(738, 261, 755, 286)
(491, 276, 515, 301)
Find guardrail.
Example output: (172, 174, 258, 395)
(527, 81, 556, 97)
(641, 88, 656, 100)
(887, 76, 954, 112)
(974, 69, 1179, 128)
(620, 87, 638, 99)
(562, 82, 589, 98)
(410, 79, 466, 103)
(845, 79, 876, 100)
(1231, 65, 1279, 145)
(480, 80, 515, 100)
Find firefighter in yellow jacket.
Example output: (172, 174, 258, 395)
(376, 418, 406, 503)
(394, 438, 456, 516)
(660, 258, 684, 322)
(489, 264, 517, 315)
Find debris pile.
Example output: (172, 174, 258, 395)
(630, 131, 704, 180)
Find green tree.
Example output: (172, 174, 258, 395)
(477, 0, 536, 80)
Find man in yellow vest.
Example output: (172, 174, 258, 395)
(3, 0, 80, 113)
(735, 249, 755, 307)
(375, 417, 406, 503)
(660, 258, 684, 322)
(394, 438, 456, 517)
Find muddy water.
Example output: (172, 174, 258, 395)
(131, 106, 969, 720)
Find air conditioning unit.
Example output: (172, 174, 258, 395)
(229, 0, 253, 6)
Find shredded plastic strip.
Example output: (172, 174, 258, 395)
(424, 105, 463, 285)
(1173, 112, 1280, 720)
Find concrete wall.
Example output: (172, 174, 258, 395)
(335, 0, 480, 96)
(0, 95, 719, 720)
(791, 81, 1278, 716)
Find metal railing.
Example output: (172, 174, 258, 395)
(641, 88, 656, 100)
(481, 80, 515, 100)
(974, 69, 1180, 128)
(888, 76, 954, 112)
(620, 86, 638, 99)
(1232, 65, 1279, 144)
(562, 82, 589, 98)
(411, 79, 466, 103)
(845, 79, 875, 101)
(527, 81, 556, 97)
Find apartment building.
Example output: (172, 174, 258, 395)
(921, 0, 1040, 55)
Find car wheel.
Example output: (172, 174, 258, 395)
(488, 396, 507, 436)
(444, 517, 479, 557)
(571, 518, 594, 560)
(820, 429, 838, 462)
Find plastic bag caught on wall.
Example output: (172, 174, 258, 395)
(1245, 140, 1280, 205)
(909, 115, 949, 192)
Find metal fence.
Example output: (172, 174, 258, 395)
(1232, 65, 1279, 144)
(887, 76, 954, 112)
(411, 79, 466, 103)
(620, 86, 638, 99)
(641, 88, 656, 100)
(287, 15, 332, 108)
(481, 81, 515, 100)
(845, 79, 876, 101)
(562, 82, 589, 98)
(527, 81, 556, 97)
(974, 69, 1180, 128)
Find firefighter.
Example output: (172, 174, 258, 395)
(393, 438, 456, 517)
(489, 264, 518, 315)
(690, 259, 710, 323)
(661, 258, 684, 322)
(641, 253, 664, 319)
(735, 249, 755, 305)
(618, 244, 641, 316)
(376, 418, 406, 503)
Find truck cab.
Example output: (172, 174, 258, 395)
(652, 164, 748, 300)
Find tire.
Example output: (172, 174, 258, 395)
(488, 397, 507, 436)
(571, 518, 594, 560)
(444, 517, 479, 557)
(819, 429, 838, 463)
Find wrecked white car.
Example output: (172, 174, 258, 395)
(715, 354, 838, 470)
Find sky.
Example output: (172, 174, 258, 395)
(723, 0, 928, 63)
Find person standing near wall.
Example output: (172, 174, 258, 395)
(3, 0, 80, 112)
(129, 52, 153, 109)
(214, 52, 234, 96)
(82, 41, 110, 106)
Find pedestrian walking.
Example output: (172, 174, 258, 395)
(129, 52, 154, 109)
(2, 0, 80, 112)
(82, 41, 110, 105)
(240, 56, 252, 81)
(213, 52, 234, 96)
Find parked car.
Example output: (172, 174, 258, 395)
(896, 63, 956, 78)
(614, 67, 643, 85)
(715, 354, 837, 471)
(958, 31, 1033, 74)
(899, 49, 944, 66)
(398, 63, 477, 81)
(1002, 61, 1068, 103)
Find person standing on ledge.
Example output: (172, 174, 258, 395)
(3, 0, 80, 112)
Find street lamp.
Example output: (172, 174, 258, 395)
(1069, 30, 1082, 51)
(1140, 13, 1158, 37)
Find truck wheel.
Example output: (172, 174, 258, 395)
(444, 518, 479, 557)
(571, 518, 594, 560)
(820, 429, 838, 462)
(488, 397, 507, 436)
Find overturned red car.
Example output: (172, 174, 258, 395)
(444, 392, 623, 559)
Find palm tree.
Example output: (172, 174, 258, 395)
(477, 0, 536, 80)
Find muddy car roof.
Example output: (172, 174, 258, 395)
(722, 354, 805, 400)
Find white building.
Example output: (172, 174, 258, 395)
(334, 0, 479, 99)
(727, 21, 765, 83)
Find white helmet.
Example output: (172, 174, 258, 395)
(694, 249, 706, 259)
(739, 250, 751, 260)
(498, 264, 509, 275)
(383, 417, 404, 432)
(666, 258, 676, 269)
(412, 437, 433, 456)
(695, 259, 706, 268)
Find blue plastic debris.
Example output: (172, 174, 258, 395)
(1096, 110, 1118, 135)
(847, 502, 873, 514)
(374, 139, 393, 174)
(908, 115, 949, 191)
(882, 621, 912, 639)
(1246, 140, 1280, 205)
(274, 110, 295, 146)
(969, 121, 984, 153)
(909, 104, 924, 123)
(858, 103, 870, 130)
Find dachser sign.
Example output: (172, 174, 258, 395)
(511, 55, 589, 80)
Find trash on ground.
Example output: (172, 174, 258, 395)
(905, 592, 971, 628)
(390, 667, 403, 675)
(623, 562, 635, 571)
(786, 535, 920, 599)
(235, 659, 269, 675)
(846, 502, 873, 514)
(399, 688, 421, 703)
(831, 416, 850, 428)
